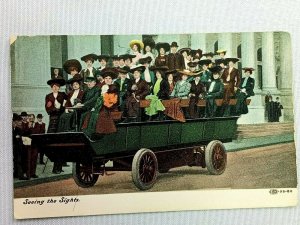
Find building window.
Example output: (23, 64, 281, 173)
(257, 48, 262, 61)
(214, 41, 218, 52)
(258, 65, 263, 89)
(237, 44, 241, 58)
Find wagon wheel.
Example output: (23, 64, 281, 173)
(72, 162, 99, 188)
(205, 140, 227, 175)
(132, 149, 158, 190)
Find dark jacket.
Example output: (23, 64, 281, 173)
(240, 77, 255, 97)
(221, 67, 241, 95)
(128, 79, 150, 100)
(155, 55, 169, 67)
(156, 79, 170, 100)
(207, 79, 224, 98)
(65, 90, 85, 107)
(45, 92, 67, 116)
(190, 80, 205, 97)
(81, 86, 101, 111)
(167, 52, 185, 70)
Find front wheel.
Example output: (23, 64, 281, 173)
(205, 140, 227, 175)
(132, 148, 158, 190)
(72, 162, 99, 188)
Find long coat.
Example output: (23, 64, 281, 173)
(65, 90, 85, 107)
(239, 77, 255, 97)
(170, 80, 191, 99)
(221, 67, 241, 102)
(81, 86, 101, 111)
(128, 79, 150, 100)
(155, 55, 169, 67)
(167, 52, 185, 70)
(155, 79, 170, 100)
(45, 92, 67, 133)
(205, 79, 224, 117)
(189, 80, 205, 118)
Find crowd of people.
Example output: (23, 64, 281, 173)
(13, 39, 257, 178)
(265, 93, 284, 122)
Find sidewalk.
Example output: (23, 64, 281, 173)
(14, 132, 294, 188)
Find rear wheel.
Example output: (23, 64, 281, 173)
(72, 162, 99, 188)
(205, 140, 227, 175)
(132, 149, 158, 190)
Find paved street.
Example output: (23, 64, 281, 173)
(14, 142, 297, 198)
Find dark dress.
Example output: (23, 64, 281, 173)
(235, 77, 255, 115)
(167, 52, 185, 70)
(205, 79, 224, 117)
(155, 55, 169, 67)
(188, 80, 205, 118)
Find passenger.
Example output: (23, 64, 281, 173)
(63, 59, 83, 91)
(178, 48, 191, 69)
(170, 69, 191, 99)
(119, 54, 135, 79)
(188, 71, 205, 118)
(221, 57, 241, 116)
(155, 42, 170, 67)
(167, 41, 185, 70)
(111, 55, 120, 68)
(215, 58, 227, 74)
(129, 40, 144, 66)
(190, 49, 203, 63)
(142, 37, 156, 66)
(57, 77, 84, 132)
(205, 66, 224, 118)
(216, 49, 227, 59)
(80, 54, 97, 81)
(151, 66, 170, 100)
(97, 55, 110, 71)
(187, 61, 201, 82)
(126, 65, 149, 121)
(165, 69, 178, 95)
(235, 67, 255, 115)
(114, 66, 132, 114)
(140, 56, 155, 89)
(45, 78, 67, 174)
(198, 59, 212, 91)
(202, 52, 216, 67)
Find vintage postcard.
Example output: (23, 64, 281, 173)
(11, 32, 297, 219)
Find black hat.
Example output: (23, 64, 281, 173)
(242, 67, 255, 74)
(81, 53, 98, 62)
(47, 78, 66, 86)
(155, 42, 170, 52)
(98, 55, 110, 62)
(178, 48, 191, 55)
(130, 65, 146, 73)
(119, 54, 135, 61)
(111, 55, 120, 60)
(37, 114, 43, 119)
(209, 66, 223, 74)
(190, 49, 203, 58)
(165, 69, 178, 75)
(63, 59, 82, 74)
(85, 76, 96, 82)
(139, 56, 152, 64)
(13, 113, 22, 121)
(100, 68, 118, 80)
(203, 52, 216, 58)
(215, 58, 227, 66)
(67, 76, 83, 85)
(170, 42, 179, 48)
(150, 66, 169, 72)
(187, 61, 198, 68)
(117, 66, 130, 74)
(198, 59, 212, 66)
(20, 112, 28, 117)
(143, 38, 155, 49)
(225, 58, 239, 64)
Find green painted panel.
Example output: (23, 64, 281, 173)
(140, 124, 169, 148)
(114, 127, 127, 152)
(126, 126, 140, 150)
(203, 121, 215, 140)
(181, 122, 205, 143)
(215, 120, 236, 139)
(168, 123, 182, 145)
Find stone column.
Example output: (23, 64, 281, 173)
(241, 32, 259, 90)
(262, 32, 277, 92)
(190, 33, 207, 52)
(218, 33, 234, 57)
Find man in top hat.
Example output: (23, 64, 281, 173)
(139, 56, 155, 88)
(114, 66, 132, 113)
(188, 71, 205, 118)
(235, 67, 255, 115)
(198, 59, 212, 91)
(97, 55, 110, 71)
(45, 77, 67, 174)
(80, 54, 98, 81)
(205, 66, 224, 117)
(221, 57, 241, 116)
(126, 65, 149, 121)
(155, 42, 170, 67)
(32, 113, 46, 164)
(167, 41, 185, 70)
(216, 49, 227, 59)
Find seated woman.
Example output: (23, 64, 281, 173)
(188, 72, 205, 118)
(57, 77, 84, 132)
(170, 70, 192, 99)
(125, 65, 149, 121)
(165, 69, 178, 96)
(205, 66, 224, 118)
(235, 67, 255, 115)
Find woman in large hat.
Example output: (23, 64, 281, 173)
(139, 56, 155, 88)
(45, 77, 67, 174)
(57, 77, 84, 132)
(150, 66, 170, 100)
(170, 69, 192, 99)
(63, 59, 82, 80)
(188, 70, 205, 118)
(80, 53, 98, 81)
(221, 57, 241, 116)
(97, 55, 110, 71)
(205, 66, 224, 118)
(178, 48, 192, 69)
(165, 69, 178, 96)
(155, 42, 170, 67)
(143, 37, 156, 66)
(130, 40, 144, 66)
(198, 59, 212, 90)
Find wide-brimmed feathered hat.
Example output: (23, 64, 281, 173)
(130, 64, 146, 73)
(80, 53, 98, 62)
(47, 78, 66, 86)
(129, 40, 144, 50)
(155, 42, 170, 52)
(63, 59, 82, 74)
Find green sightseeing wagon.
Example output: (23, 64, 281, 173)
(31, 113, 239, 190)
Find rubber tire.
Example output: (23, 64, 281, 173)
(205, 140, 227, 175)
(132, 148, 158, 190)
(72, 162, 99, 188)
